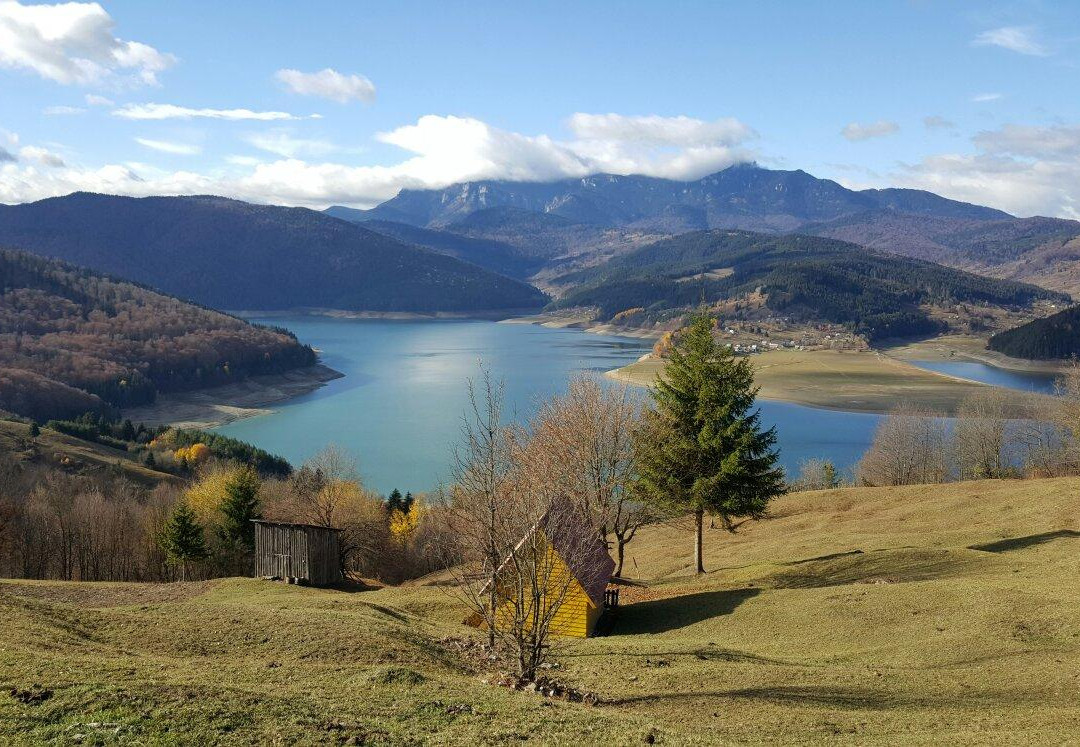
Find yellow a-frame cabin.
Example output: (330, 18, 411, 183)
(488, 498, 615, 638)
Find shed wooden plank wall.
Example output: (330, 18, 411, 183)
(254, 523, 342, 586)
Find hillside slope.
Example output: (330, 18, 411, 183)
(0, 249, 317, 421)
(0, 193, 547, 313)
(1, 477, 1077, 743)
(551, 230, 1065, 341)
(988, 304, 1080, 360)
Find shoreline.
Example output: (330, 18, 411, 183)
(605, 348, 1051, 416)
(500, 311, 664, 340)
(881, 335, 1069, 376)
(121, 364, 343, 430)
(232, 307, 544, 322)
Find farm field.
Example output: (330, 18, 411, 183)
(2, 477, 1079, 744)
(606, 348, 1023, 414)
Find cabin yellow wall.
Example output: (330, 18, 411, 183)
(493, 546, 602, 638)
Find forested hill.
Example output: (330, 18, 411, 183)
(988, 305, 1080, 360)
(0, 249, 318, 422)
(551, 231, 1066, 342)
(0, 193, 547, 313)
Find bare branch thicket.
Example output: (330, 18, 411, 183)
(855, 405, 948, 486)
(791, 458, 843, 491)
(953, 388, 1013, 480)
(525, 375, 659, 576)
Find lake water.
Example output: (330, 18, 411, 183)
(907, 360, 1059, 394)
(216, 317, 885, 493)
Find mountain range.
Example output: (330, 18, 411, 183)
(0, 193, 547, 313)
(330, 164, 1080, 296)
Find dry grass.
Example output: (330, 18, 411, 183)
(2, 478, 1080, 743)
(607, 348, 1014, 414)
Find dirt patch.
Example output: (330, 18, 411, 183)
(0, 580, 218, 608)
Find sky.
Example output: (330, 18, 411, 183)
(1, 0, 1079, 217)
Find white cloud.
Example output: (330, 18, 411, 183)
(245, 130, 340, 158)
(18, 145, 64, 167)
(841, 120, 900, 141)
(0, 145, 15, 162)
(0, 112, 757, 208)
(43, 104, 84, 115)
(84, 93, 113, 106)
(896, 122, 1080, 218)
(135, 137, 201, 155)
(113, 103, 319, 121)
(923, 115, 955, 130)
(971, 92, 1003, 103)
(566, 113, 754, 146)
(0, 0, 175, 86)
(972, 26, 1047, 56)
(275, 68, 375, 104)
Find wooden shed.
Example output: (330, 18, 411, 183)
(252, 520, 342, 586)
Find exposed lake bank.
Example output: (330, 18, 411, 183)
(606, 347, 1052, 415)
(121, 364, 343, 430)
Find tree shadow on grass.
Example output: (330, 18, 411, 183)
(968, 529, 1080, 554)
(606, 685, 908, 710)
(614, 588, 761, 635)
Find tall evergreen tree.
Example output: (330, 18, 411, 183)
(386, 488, 404, 513)
(219, 466, 262, 552)
(634, 312, 784, 573)
(160, 501, 208, 581)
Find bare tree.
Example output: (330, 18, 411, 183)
(448, 367, 517, 647)
(792, 458, 842, 491)
(525, 375, 656, 576)
(953, 389, 1011, 480)
(856, 405, 948, 486)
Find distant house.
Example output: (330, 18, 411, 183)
(253, 520, 342, 586)
(486, 498, 615, 638)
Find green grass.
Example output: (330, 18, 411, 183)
(2, 478, 1080, 744)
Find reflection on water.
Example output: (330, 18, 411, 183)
(218, 318, 884, 493)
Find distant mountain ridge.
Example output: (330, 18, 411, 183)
(329, 164, 1080, 295)
(343, 164, 1011, 231)
(0, 193, 547, 313)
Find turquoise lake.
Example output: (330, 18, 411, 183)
(217, 317, 886, 494)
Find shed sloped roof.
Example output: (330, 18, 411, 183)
(488, 497, 615, 607)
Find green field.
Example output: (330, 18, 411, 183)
(3, 478, 1080, 743)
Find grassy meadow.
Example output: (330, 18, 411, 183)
(2, 477, 1079, 744)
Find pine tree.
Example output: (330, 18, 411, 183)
(402, 491, 414, 513)
(634, 312, 784, 573)
(386, 488, 404, 513)
(160, 501, 208, 581)
(28, 422, 39, 437)
(219, 466, 261, 551)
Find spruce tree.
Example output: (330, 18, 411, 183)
(386, 488, 404, 513)
(219, 466, 261, 551)
(634, 312, 784, 573)
(160, 501, 208, 581)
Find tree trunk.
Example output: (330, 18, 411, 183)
(615, 539, 626, 578)
(694, 509, 704, 574)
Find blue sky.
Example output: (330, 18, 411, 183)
(1, 0, 1079, 216)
